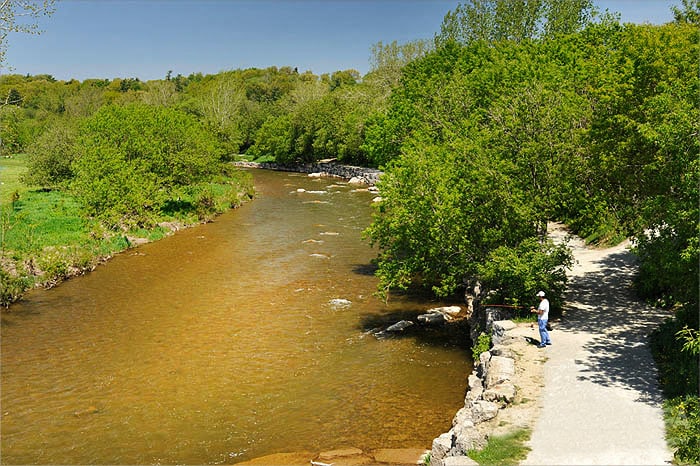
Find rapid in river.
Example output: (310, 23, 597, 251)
(1, 168, 472, 464)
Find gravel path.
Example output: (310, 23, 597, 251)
(523, 224, 673, 465)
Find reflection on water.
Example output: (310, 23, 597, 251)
(1, 169, 472, 464)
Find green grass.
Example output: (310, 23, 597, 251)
(467, 428, 532, 466)
(0, 153, 30, 203)
(3, 190, 92, 252)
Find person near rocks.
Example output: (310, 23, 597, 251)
(531, 290, 551, 348)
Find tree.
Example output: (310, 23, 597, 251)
(329, 69, 360, 90)
(365, 135, 546, 298)
(23, 119, 78, 186)
(0, 0, 56, 69)
(365, 39, 433, 95)
(195, 72, 247, 156)
(435, 0, 594, 45)
(71, 103, 224, 229)
(672, 0, 700, 24)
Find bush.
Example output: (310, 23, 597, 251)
(0, 268, 31, 307)
(472, 331, 492, 360)
(23, 121, 79, 187)
(651, 308, 699, 398)
(477, 237, 573, 311)
(665, 395, 700, 465)
(71, 103, 225, 229)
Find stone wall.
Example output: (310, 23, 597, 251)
(429, 320, 520, 466)
(466, 305, 518, 343)
(232, 160, 383, 186)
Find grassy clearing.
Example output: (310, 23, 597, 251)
(467, 428, 532, 466)
(0, 154, 30, 203)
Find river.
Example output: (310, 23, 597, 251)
(1, 169, 472, 464)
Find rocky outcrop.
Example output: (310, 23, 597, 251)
(232, 160, 383, 186)
(429, 320, 521, 466)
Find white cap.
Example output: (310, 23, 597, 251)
(537, 291, 545, 297)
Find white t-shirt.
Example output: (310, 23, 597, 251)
(538, 298, 550, 321)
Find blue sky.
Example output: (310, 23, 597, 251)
(3, 0, 680, 82)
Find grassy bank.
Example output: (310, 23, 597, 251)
(0, 154, 253, 307)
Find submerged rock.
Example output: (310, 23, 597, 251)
(386, 320, 415, 332)
(418, 312, 447, 325)
(329, 298, 352, 309)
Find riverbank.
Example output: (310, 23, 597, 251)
(0, 155, 254, 306)
(425, 222, 673, 465)
(232, 160, 383, 186)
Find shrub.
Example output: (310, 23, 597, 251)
(665, 395, 700, 465)
(472, 331, 492, 360)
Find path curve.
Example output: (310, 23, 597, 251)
(523, 224, 673, 465)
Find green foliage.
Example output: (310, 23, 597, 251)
(247, 78, 378, 165)
(435, 0, 594, 45)
(472, 332, 492, 360)
(0, 153, 29, 203)
(23, 119, 78, 186)
(0, 153, 252, 305)
(672, 0, 700, 24)
(365, 19, 697, 315)
(477, 237, 573, 310)
(0, 267, 31, 307)
(665, 396, 700, 464)
(365, 137, 544, 298)
(467, 428, 532, 465)
(677, 326, 700, 356)
(71, 103, 224, 229)
(651, 303, 699, 462)
(651, 307, 699, 398)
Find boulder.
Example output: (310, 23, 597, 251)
(465, 385, 483, 402)
(452, 421, 486, 454)
(348, 176, 365, 184)
(485, 355, 515, 388)
(479, 351, 492, 368)
(483, 382, 517, 404)
(465, 373, 484, 401)
(432, 432, 454, 462)
(452, 407, 473, 427)
(371, 449, 428, 465)
(417, 312, 447, 325)
(491, 320, 517, 345)
(329, 298, 352, 309)
(467, 373, 483, 392)
(469, 399, 499, 424)
(317, 447, 364, 462)
(429, 305, 462, 317)
(490, 344, 516, 359)
(443, 456, 480, 466)
(386, 320, 415, 332)
(236, 452, 313, 465)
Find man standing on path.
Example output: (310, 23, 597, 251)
(531, 291, 551, 347)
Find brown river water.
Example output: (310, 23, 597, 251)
(1, 169, 472, 465)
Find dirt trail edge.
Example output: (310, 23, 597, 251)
(522, 223, 673, 466)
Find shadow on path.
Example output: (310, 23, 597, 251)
(557, 249, 670, 406)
